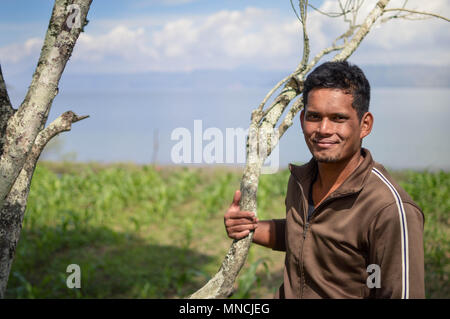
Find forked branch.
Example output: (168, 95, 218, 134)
(0, 0, 92, 298)
(0, 111, 88, 298)
(0, 0, 92, 209)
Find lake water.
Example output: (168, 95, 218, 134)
(8, 86, 450, 171)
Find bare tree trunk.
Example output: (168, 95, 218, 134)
(0, 0, 92, 298)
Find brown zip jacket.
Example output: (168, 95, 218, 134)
(272, 148, 425, 299)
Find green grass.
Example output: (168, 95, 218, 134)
(399, 171, 450, 298)
(5, 162, 449, 298)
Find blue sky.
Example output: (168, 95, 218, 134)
(0, 0, 313, 45)
(1, 0, 449, 78)
(0, 1, 449, 169)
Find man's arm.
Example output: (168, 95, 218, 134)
(367, 202, 425, 298)
(224, 190, 285, 250)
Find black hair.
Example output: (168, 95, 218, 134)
(302, 61, 370, 120)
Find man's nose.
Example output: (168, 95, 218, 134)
(317, 118, 333, 135)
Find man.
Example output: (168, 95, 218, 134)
(224, 61, 425, 299)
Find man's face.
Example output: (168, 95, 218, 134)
(300, 88, 372, 164)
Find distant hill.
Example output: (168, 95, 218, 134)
(361, 65, 450, 88)
(6, 64, 450, 93)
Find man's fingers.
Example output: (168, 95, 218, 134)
(227, 223, 258, 233)
(225, 217, 257, 227)
(225, 190, 258, 241)
(230, 229, 251, 240)
(225, 210, 256, 219)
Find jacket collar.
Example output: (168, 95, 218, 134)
(288, 148, 374, 199)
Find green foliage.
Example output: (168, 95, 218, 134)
(8, 163, 207, 298)
(232, 257, 271, 299)
(257, 170, 290, 219)
(5, 163, 449, 298)
(199, 172, 238, 217)
(399, 171, 450, 298)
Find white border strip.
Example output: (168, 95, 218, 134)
(372, 167, 409, 299)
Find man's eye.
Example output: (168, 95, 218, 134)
(333, 115, 347, 121)
(306, 114, 320, 120)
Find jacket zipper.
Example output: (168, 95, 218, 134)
(300, 192, 358, 297)
(294, 176, 355, 298)
(294, 179, 309, 299)
(300, 221, 309, 298)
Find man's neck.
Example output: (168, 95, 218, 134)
(313, 150, 363, 204)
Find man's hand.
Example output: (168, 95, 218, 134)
(224, 190, 258, 240)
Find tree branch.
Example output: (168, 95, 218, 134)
(253, 73, 295, 122)
(383, 8, 450, 22)
(272, 27, 354, 135)
(6, 111, 88, 208)
(277, 0, 391, 148)
(0, 65, 13, 115)
(333, 0, 390, 61)
(290, 0, 302, 22)
(277, 97, 304, 140)
(255, 8, 357, 126)
(0, 110, 88, 297)
(254, 0, 310, 121)
(29, 111, 88, 167)
(299, 0, 310, 72)
(308, 2, 351, 18)
(257, 41, 346, 126)
(0, 0, 92, 209)
(258, 78, 301, 124)
(0, 64, 15, 158)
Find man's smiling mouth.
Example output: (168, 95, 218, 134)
(312, 139, 339, 148)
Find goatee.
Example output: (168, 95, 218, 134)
(314, 155, 341, 163)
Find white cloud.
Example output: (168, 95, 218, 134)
(75, 26, 158, 62)
(0, 37, 42, 64)
(0, 2, 448, 74)
(69, 7, 302, 72)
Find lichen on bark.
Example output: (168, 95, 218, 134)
(0, 0, 92, 298)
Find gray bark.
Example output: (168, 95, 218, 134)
(0, 0, 91, 298)
(0, 0, 91, 209)
(0, 65, 15, 162)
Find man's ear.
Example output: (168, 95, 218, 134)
(360, 111, 373, 139)
(300, 109, 305, 131)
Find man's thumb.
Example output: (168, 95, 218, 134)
(232, 190, 241, 206)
